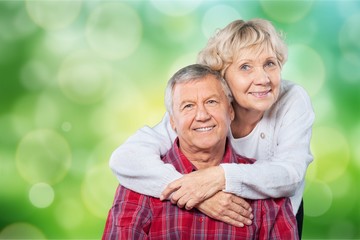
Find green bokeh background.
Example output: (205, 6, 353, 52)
(1, 0, 359, 239)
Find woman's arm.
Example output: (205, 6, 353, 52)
(109, 113, 182, 197)
(161, 84, 314, 207)
(222, 85, 315, 199)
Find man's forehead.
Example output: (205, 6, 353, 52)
(173, 78, 223, 99)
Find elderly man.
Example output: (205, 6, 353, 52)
(102, 64, 298, 239)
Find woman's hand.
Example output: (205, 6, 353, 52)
(196, 191, 253, 227)
(160, 166, 225, 210)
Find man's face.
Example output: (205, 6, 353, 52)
(170, 75, 234, 153)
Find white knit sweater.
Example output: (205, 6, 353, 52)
(109, 80, 315, 214)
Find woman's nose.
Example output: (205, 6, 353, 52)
(253, 67, 270, 85)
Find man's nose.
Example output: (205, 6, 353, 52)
(195, 105, 211, 121)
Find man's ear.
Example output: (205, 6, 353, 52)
(229, 104, 235, 121)
(170, 114, 177, 132)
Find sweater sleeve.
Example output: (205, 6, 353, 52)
(109, 113, 182, 197)
(221, 84, 315, 200)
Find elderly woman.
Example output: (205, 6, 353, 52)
(109, 18, 314, 238)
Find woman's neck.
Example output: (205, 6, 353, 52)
(231, 104, 264, 138)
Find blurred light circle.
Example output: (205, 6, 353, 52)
(34, 94, 59, 129)
(58, 50, 113, 104)
(0, 222, 46, 239)
(25, 0, 82, 30)
(162, 16, 197, 42)
(282, 44, 325, 97)
(16, 129, 71, 184)
(169, 52, 199, 78)
(260, 0, 313, 23)
(55, 198, 84, 229)
(20, 60, 50, 91)
(309, 90, 335, 127)
(338, 2, 360, 19)
(351, 123, 360, 168)
(304, 180, 332, 217)
(328, 220, 357, 239)
(329, 174, 352, 199)
(338, 53, 360, 84)
(150, 0, 202, 16)
(81, 162, 118, 218)
(201, 5, 241, 38)
(61, 122, 72, 132)
(311, 126, 350, 183)
(29, 182, 54, 208)
(86, 3, 142, 60)
(339, 13, 360, 55)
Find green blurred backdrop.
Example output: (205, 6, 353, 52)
(0, 0, 359, 239)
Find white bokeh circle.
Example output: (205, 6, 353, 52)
(282, 44, 326, 97)
(150, 0, 202, 16)
(29, 182, 55, 208)
(16, 129, 72, 184)
(0, 222, 46, 239)
(25, 0, 82, 30)
(55, 198, 84, 230)
(201, 5, 241, 39)
(81, 162, 118, 218)
(311, 126, 350, 183)
(58, 50, 113, 104)
(86, 3, 142, 60)
(304, 180, 332, 217)
(260, 0, 313, 23)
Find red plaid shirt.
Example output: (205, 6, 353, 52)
(103, 139, 298, 240)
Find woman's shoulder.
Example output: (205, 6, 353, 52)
(265, 80, 314, 120)
(277, 80, 313, 107)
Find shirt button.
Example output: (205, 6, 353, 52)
(199, 217, 204, 223)
(260, 132, 265, 139)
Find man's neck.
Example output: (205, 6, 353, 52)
(179, 141, 226, 170)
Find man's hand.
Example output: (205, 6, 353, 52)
(160, 166, 225, 210)
(196, 191, 253, 227)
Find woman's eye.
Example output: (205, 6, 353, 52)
(240, 64, 251, 71)
(265, 61, 277, 68)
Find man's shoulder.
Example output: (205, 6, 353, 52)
(114, 184, 149, 204)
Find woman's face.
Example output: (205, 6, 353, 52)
(224, 48, 281, 115)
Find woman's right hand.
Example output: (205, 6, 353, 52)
(196, 191, 253, 227)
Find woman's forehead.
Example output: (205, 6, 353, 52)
(235, 45, 276, 61)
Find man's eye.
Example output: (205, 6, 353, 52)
(183, 104, 193, 109)
(207, 100, 218, 105)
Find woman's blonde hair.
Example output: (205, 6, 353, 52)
(197, 19, 288, 76)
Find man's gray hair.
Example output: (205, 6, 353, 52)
(164, 64, 233, 115)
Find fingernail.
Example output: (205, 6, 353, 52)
(160, 195, 164, 201)
(250, 214, 254, 219)
(247, 220, 252, 225)
(249, 207, 252, 212)
(238, 223, 244, 228)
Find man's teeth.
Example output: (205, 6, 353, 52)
(195, 127, 214, 132)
